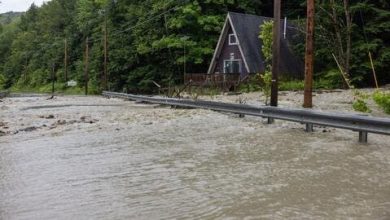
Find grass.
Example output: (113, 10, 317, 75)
(279, 80, 304, 91)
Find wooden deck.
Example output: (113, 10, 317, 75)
(184, 73, 245, 91)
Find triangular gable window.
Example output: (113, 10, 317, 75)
(229, 34, 238, 45)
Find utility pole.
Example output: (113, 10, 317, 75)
(303, 0, 315, 108)
(103, 16, 108, 91)
(64, 38, 68, 82)
(84, 37, 89, 96)
(271, 0, 281, 107)
(51, 63, 55, 97)
(183, 42, 186, 77)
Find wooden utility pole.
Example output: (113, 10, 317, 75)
(51, 63, 55, 97)
(84, 37, 89, 95)
(271, 0, 281, 107)
(103, 16, 108, 91)
(64, 39, 68, 82)
(303, 0, 315, 108)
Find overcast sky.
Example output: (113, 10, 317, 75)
(0, 0, 50, 13)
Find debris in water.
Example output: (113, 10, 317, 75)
(39, 114, 55, 119)
(19, 126, 38, 132)
(56, 120, 67, 125)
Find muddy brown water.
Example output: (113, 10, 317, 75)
(1, 96, 390, 219)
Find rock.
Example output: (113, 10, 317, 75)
(79, 116, 98, 124)
(40, 114, 55, 119)
(19, 126, 38, 132)
(46, 114, 55, 119)
(56, 120, 67, 125)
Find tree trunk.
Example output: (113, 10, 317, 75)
(329, 0, 352, 89)
(343, 0, 352, 82)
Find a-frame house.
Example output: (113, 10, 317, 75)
(207, 12, 304, 79)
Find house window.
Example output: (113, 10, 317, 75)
(229, 34, 238, 45)
(224, 60, 241, 73)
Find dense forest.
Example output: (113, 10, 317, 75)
(0, 0, 389, 94)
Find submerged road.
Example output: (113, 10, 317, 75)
(1, 96, 390, 219)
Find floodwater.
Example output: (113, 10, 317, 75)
(1, 95, 390, 219)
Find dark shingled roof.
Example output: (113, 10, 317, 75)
(224, 12, 304, 77)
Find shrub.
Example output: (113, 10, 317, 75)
(373, 91, 390, 114)
(279, 80, 304, 91)
(352, 90, 371, 113)
(315, 69, 344, 89)
(260, 72, 272, 105)
(352, 99, 371, 113)
(238, 75, 261, 93)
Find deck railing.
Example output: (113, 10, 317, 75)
(184, 73, 243, 90)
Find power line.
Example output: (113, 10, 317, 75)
(87, 5, 181, 43)
(112, 6, 179, 36)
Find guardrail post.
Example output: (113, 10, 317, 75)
(305, 123, 314, 132)
(267, 118, 274, 124)
(359, 131, 368, 143)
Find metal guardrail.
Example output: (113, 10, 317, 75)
(103, 91, 390, 143)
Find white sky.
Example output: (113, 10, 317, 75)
(0, 0, 51, 13)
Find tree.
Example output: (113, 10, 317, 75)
(0, 0, 389, 93)
(259, 20, 273, 105)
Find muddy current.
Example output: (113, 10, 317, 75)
(1, 95, 390, 219)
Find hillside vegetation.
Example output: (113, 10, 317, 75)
(0, 12, 22, 25)
(0, 0, 389, 93)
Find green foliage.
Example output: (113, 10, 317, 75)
(0, 12, 22, 25)
(314, 1, 390, 87)
(352, 99, 371, 113)
(260, 72, 272, 105)
(0, 73, 5, 89)
(314, 69, 344, 89)
(373, 91, 390, 114)
(258, 20, 274, 105)
(0, 0, 389, 94)
(238, 76, 261, 93)
(259, 20, 273, 64)
(352, 90, 371, 113)
(279, 80, 304, 91)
